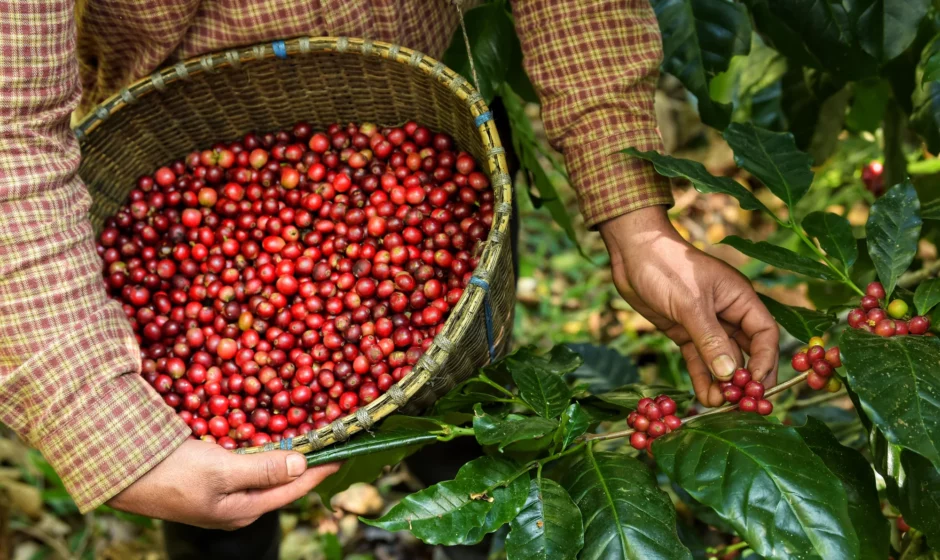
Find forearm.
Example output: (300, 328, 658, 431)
(510, 0, 673, 227)
(0, 0, 189, 512)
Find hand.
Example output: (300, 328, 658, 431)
(599, 206, 779, 407)
(108, 439, 340, 530)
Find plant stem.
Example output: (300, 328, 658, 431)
(899, 259, 940, 288)
(790, 388, 846, 408)
(436, 425, 475, 442)
(789, 222, 864, 296)
(476, 374, 518, 400)
(477, 442, 585, 498)
(707, 540, 749, 558)
(580, 372, 811, 443)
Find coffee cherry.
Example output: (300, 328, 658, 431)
(874, 319, 897, 337)
(663, 415, 682, 431)
(897, 516, 910, 533)
(739, 397, 758, 413)
(910, 315, 931, 335)
(813, 360, 833, 377)
(826, 377, 843, 393)
(807, 346, 825, 362)
(732, 368, 751, 388)
(648, 421, 667, 438)
(896, 321, 910, 336)
(791, 352, 811, 372)
(756, 399, 773, 416)
(861, 295, 880, 311)
(888, 299, 909, 319)
(807, 371, 828, 391)
(633, 415, 651, 432)
(645, 403, 662, 421)
(824, 346, 841, 368)
(744, 380, 765, 399)
(630, 432, 648, 450)
(847, 308, 866, 329)
(656, 396, 677, 415)
(867, 282, 886, 299)
(723, 385, 743, 404)
(636, 398, 654, 415)
(807, 336, 825, 350)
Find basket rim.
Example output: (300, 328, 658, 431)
(74, 36, 513, 456)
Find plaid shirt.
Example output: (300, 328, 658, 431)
(0, 0, 669, 512)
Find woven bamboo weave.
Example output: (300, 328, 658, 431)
(74, 37, 515, 456)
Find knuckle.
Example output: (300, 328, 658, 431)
(261, 457, 281, 487)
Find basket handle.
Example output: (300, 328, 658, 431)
(450, 0, 483, 94)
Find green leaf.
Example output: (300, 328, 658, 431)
(512, 365, 571, 420)
(655, 414, 860, 559)
(849, 0, 930, 63)
(722, 122, 814, 209)
(441, 2, 514, 103)
(846, 79, 892, 133)
(306, 416, 443, 467)
(898, 449, 940, 544)
(315, 416, 440, 507)
(865, 180, 922, 297)
(622, 148, 774, 216)
(802, 211, 858, 269)
(757, 294, 838, 343)
(651, 0, 751, 128)
(743, 0, 877, 81)
(562, 343, 638, 394)
(795, 417, 888, 560)
(361, 456, 528, 545)
(720, 235, 840, 280)
(915, 279, 940, 315)
(473, 405, 558, 452)
(840, 328, 940, 469)
(557, 403, 591, 451)
(588, 384, 691, 412)
(913, 34, 940, 153)
(562, 448, 691, 560)
(505, 478, 584, 560)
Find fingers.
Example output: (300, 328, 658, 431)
(240, 463, 341, 514)
(717, 284, 780, 382)
(682, 307, 739, 382)
(224, 450, 312, 492)
(681, 343, 724, 407)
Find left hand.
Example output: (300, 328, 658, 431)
(599, 206, 780, 406)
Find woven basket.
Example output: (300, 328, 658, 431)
(74, 36, 515, 456)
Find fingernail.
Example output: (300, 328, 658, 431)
(286, 454, 306, 477)
(711, 355, 736, 379)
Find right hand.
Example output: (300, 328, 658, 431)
(107, 439, 340, 530)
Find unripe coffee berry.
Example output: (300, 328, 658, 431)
(807, 336, 825, 350)
(888, 299, 909, 319)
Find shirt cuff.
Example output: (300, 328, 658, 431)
(24, 305, 190, 513)
(564, 128, 674, 229)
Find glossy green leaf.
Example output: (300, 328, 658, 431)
(758, 294, 838, 343)
(505, 478, 584, 560)
(589, 384, 691, 412)
(846, 79, 892, 133)
(652, 0, 751, 128)
(558, 403, 591, 451)
(473, 404, 558, 452)
(315, 416, 441, 507)
(655, 414, 859, 559)
(722, 123, 814, 209)
(849, 0, 930, 63)
(464, 461, 532, 545)
(802, 211, 858, 269)
(512, 365, 571, 420)
(898, 449, 940, 544)
(720, 235, 840, 280)
(361, 456, 528, 545)
(622, 148, 773, 216)
(743, 0, 877, 81)
(563, 343, 638, 394)
(441, 2, 513, 103)
(865, 181, 922, 297)
(840, 328, 940, 468)
(795, 418, 888, 560)
(913, 34, 940, 153)
(562, 448, 691, 559)
(915, 279, 940, 315)
(306, 417, 443, 467)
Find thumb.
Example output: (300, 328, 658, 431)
(225, 450, 308, 491)
(684, 310, 739, 381)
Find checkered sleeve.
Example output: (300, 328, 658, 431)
(512, 0, 673, 229)
(0, 0, 190, 512)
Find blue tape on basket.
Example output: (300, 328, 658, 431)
(474, 112, 493, 127)
(469, 276, 496, 362)
(272, 41, 288, 59)
(280, 437, 293, 450)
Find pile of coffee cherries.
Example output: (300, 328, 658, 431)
(846, 282, 931, 337)
(627, 395, 682, 451)
(96, 121, 493, 448)
(719, 368, 773, 415)
(790, 337, 843, 392)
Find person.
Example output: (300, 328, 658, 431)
(0, 0, 779, 557)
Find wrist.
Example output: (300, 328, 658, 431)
(598, 205, 682, 257)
